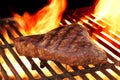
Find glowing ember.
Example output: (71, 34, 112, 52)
(13, 0, 67, 35)
(94, 0, 120, 33)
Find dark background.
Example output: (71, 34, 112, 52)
(0, 0, 94, 18)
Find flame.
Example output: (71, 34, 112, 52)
(13, 0, 67, 35)
(94, 0, 120, 34)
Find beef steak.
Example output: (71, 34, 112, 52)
(14, 23, 107, 66)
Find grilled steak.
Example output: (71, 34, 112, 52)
(14, 23, 107, 66)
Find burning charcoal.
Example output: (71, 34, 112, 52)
(14, 23, 107, 66)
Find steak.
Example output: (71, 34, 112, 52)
(14, 23, 107, 66)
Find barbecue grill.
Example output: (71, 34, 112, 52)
(0, 7, 119, 80)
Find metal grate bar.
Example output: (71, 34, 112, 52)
(71, 66, 90, 80)
(89, 71, 103, 80)
(84, 66, 103, 80)
(8, 21, 23, 36)
(0, 47, 22, 80)
(54, 61, 76, 80)
(2, 25, 16, 40)
(100, 69, 117, 80)
(0, 63, 9, 80)
(106, 53, 120, 66)
(110, 64, 120, 76)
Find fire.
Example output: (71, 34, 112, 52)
(94, 0, 120, 34)
(13, 0, 67, 35)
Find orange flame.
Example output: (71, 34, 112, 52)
(94, 0, 120, 33)
(13, 0, 67, 35)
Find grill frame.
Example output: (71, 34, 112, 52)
(0, 9, 120, 80)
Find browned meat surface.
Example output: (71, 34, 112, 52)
(14, 23, 107, 66)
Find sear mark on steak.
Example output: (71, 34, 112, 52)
(14, 23, 107, 66)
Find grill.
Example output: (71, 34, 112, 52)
(0, 8, 120, 80)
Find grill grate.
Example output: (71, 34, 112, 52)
(0, 10, 120, 80)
